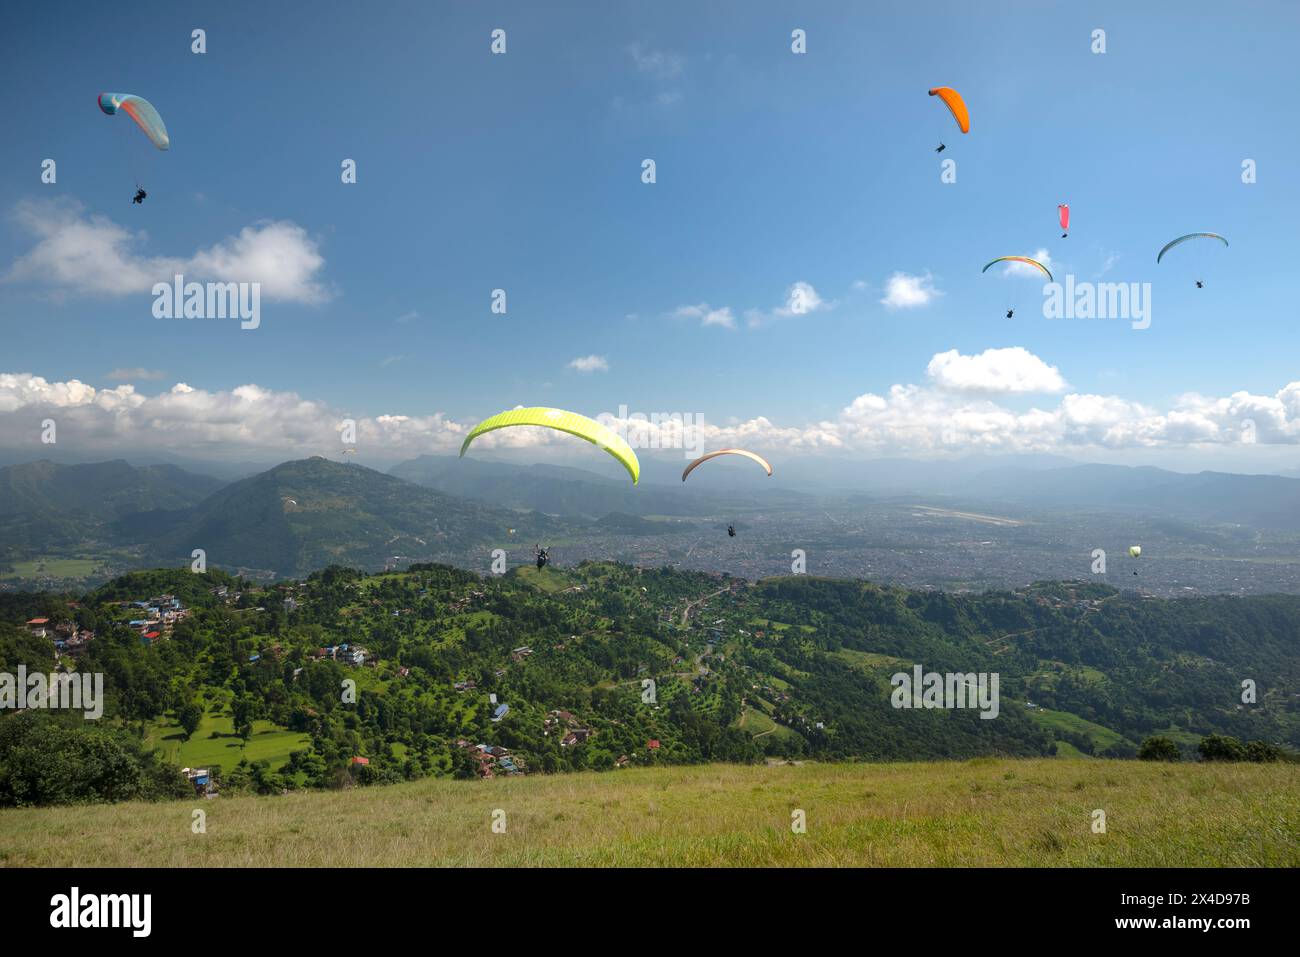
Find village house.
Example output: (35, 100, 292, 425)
(26, 618, 49, 638)
(181, 767, 214, 797)
(560, 728, 593, 747)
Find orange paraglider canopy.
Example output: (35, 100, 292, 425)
(928, 87, 969, 134)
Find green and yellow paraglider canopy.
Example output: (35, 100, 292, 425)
(982, 256, 1053, 282)
(459, 407, 640, 484)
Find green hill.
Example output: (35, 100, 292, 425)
(145, 457, 562, 577)
(1, 563, 1296, 811)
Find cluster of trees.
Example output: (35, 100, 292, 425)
(0, 562, 1295, 807)
(743, 576, 1300, 753)
(1136, 734, 1286, 763)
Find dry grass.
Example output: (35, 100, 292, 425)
(1, 758, 1296, 867)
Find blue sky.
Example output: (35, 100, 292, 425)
(1, 0, 1297, 472)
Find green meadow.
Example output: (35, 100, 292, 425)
(142, 710, 311, 772)
(2, 758, 1296, 868)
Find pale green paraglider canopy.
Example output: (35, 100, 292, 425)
(459, 407, 640, 485)
(1156, 233, 1227, 264)
(1128, 545, 1142, 558)
(98, 92, 170, 150)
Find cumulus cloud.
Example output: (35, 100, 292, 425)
(674, 302, 736, 329)
(879, 272, 941, 310)
(568, 354, 609, 373)
(3, 360, 1298, 461)
(5, 199, 330, 304)
(926, 347, 1068, 395)
(746, 281, 830, 328)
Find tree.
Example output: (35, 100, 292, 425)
(1198, 735, 1246, 762)
(1137, 736, 1181, 762)
(177, 701, 203, 742)
(1244, 740, 1283, 763)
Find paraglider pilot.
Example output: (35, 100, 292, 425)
(727, 525, 736, 538)
(1006, 308, 1014, 319)
(132, 186, 147, 205)
(934, 143, 946, 153)
(534, 545, 550, 570)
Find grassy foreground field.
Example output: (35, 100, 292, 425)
(1, 758, 1296, 867)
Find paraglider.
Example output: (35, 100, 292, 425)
(534, 545, 550, 570)
(935, 143, 946, 153)
(928, 87, 970, 134)
(1196, 280, 1204, 289)
(727, 525, 736, 538)
(1129, 544, 1141, 576)
(460, 407, 641, 485)
(982, 256, 1053, 282)
(1156, 233, 1228, 263)
(681, 449, 773, 483)
(1058, 204, 1069, 238)
(100, 93, 168, 203)
(98, 93, 170, 150)
(1006, 308, 1014, 319)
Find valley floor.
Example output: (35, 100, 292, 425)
(1, 758, 1296, 867)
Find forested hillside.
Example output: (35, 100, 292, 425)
(1, 564, 1296, 806)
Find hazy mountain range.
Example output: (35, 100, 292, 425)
(3, 454, 1300, 583)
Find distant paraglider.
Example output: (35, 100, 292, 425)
(681, 449, 773, 483)
(1058, 204, 1069, 238)
(1129, 544, 1142, 576)
(935, 143, 946, 153)
(982, 256, 1053, 282)
(928, 87, 970, 134)
(132, 186, 147, 205)
(1156, 233, 1228, 263)
(534, 545, 550, 570)
(1006, 308, 1015, 319)
(727, 525, 736, 538)
(460, 407, 641, 485)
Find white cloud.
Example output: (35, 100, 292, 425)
(568, 354, 609, 373)
(746, 281, 830, 328)
(5, 200, 330, 304)
(879, 272, 941, 310)
(106, 367, 166, 382)
(628, 44, 684, 80)
(674, 303, 736, 329)
(926, 347, 1069, 395)
(3, 361, 1298, 461)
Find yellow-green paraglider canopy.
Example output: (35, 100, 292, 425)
(459, 407, 640, 485)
